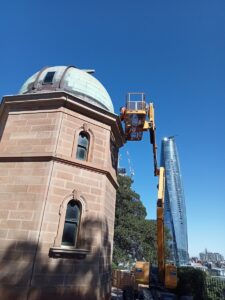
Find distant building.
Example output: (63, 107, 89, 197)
(161, 136, 189, 265)
(200, 249, 224, 262)
(190, 257, 199, 263)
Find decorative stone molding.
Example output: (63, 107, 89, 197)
(81, 122, 88, 132)
(0, 92, 125, 148)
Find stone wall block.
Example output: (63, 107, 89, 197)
(8, 211, 34, 221)
(7, 230, 29, 241)
(0, 210, 9, 219)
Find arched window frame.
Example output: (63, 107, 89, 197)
(72, 123, 94, 162)
(53, 190, 88, 248)
(61, 200, 81, 247)
(76, 131, 90, 161)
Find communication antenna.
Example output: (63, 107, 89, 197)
(126, 150, 135, 178)
(117, 151, 134, 178)
(117, 154, 127, 176)
(118, 154, 121, 169)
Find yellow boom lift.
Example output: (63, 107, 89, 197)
(120, 93, 177, 300)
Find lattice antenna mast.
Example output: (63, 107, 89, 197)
(126, 150, 135, 178)
(118, 154, 121, 169)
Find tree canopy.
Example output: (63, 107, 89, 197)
(113, 175, 157, 267)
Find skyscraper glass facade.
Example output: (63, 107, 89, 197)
(161, 137, 189, 265)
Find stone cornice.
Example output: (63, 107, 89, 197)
(0, 91, 125, 147)
(0, 152, 119, 189)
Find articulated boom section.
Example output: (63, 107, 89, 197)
(157, 167, 166, 285)
(120, 93, 159, 176)
(120, 92, 147, 141)
(157, 167, 177, 290)
(120, 93, 177, 299)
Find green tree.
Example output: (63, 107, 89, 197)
(113, 175, 157, 267)
(175, 267, 207, 299)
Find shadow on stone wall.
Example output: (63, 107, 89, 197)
(0, 217, 112, 300)
(0, 109, 8, 142)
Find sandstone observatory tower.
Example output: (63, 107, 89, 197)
(0, 66, 124, 300)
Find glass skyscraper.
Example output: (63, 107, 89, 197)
(160, 136, 189, 265)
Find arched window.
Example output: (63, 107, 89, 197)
(76, 131, 89, 161)
(62, 200, 81, 246)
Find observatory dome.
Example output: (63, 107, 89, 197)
(19, 66, 114, 113)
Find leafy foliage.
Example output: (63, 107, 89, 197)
(176, 267, 225, 300)
(206, 276, 225, 300)
(175, 267, 207, 299)
(113, 175, 157, 267)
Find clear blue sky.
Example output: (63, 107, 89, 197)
(1, 0, 225, 258)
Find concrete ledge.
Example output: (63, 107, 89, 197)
(49, 247, 90, 259)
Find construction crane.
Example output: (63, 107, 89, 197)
(118, 151, 135, 178)
(120, 93, 177, 300)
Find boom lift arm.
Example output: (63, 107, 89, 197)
(157, 167, 166, 285)
(120, 93, 177, 299)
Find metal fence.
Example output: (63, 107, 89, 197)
(126, 100, 146, 110)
